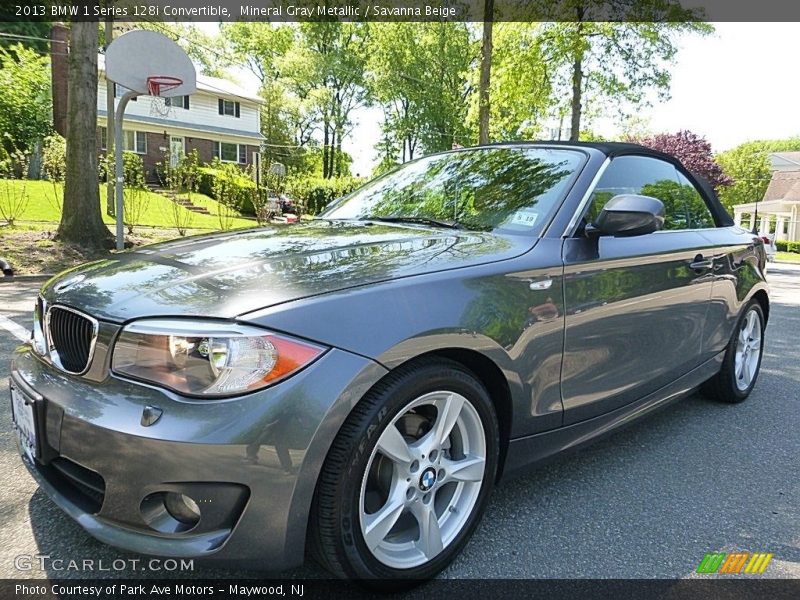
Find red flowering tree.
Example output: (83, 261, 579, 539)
(635, 130, 733, 190)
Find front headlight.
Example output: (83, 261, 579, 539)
(111, 320, 326, 397)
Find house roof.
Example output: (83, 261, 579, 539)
(98, 54, 264, 104)
(769, 152, 800, 171)
(763, 171, 800, 202)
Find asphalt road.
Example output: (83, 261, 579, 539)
(0, 265, 798, 580)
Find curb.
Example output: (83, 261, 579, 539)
(0, 274, 54, 283)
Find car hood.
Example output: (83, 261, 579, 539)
(42, 221, 530, 322)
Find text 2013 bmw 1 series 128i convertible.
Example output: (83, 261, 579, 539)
(11, 142, 768, 581)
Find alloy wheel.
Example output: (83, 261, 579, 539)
(358, 390, 486, 569)
(734, 308, 763, 391)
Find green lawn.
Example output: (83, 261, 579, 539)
(776, 251, 800, 264)
(0, 179, 256, 230)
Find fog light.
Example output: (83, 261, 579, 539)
(164, 492, 201, 526)
(140, 491, 201, 533)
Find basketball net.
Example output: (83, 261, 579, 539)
(149, 96, 174, 118)
(147, 76, 182, 118)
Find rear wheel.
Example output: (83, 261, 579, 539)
(309, 359, 499, 582)
(702, 301, 765, 403)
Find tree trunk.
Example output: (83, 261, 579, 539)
(328, 126, 336, 179)
(569, 54, 582, 142)
(569, 16, 585, 142)
(105, 14, 115, 217)
(478, 0, 494, 145)
(322, 118, 330, 179)
(57, 21, 114, 248)
(335, 129, 343, 176)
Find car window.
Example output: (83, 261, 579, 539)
(674, 171, 716, 229)
(584, 155, 717, 231)
(322, 147, 586, 235)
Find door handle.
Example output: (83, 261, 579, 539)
(689, 254, 713, 271)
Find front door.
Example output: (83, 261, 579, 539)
(169, 136, 184, 167)
(560, 154, 719, 424)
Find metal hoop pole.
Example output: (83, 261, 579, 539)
(114, 90, 139, 250)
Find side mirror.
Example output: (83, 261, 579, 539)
(588, 194, 665, 237)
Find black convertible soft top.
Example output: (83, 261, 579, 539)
(490, 140, 735, 227)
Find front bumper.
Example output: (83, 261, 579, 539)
(11, 346, 387, 570)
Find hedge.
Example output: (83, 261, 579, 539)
(198, 164, 257, 214)
(285, 176, 364, 215)
(776, 239, 800, 254)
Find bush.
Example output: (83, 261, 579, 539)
(100, 151, 146, 188)
(199, 160, 257, 215)
(285, 176, 364, 215)
(165, 149, 201, 195)
(42, 134, 66, 213)
(777, 240, 800, 254)
(0, 149, 29, 226)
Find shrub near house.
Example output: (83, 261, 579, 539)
(286, 176, 364, 215)
(776, 239, 800, 254)
(199, 160, 257, 214)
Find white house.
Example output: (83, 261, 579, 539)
(93, 55, 265, 182)
(732, 152, 800, 241)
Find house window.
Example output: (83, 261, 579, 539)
(214, 142, 247, 164)
(218, 99, 240, 118)
(99, 126, 107, 150)
(123, 131, 147, 154)
(113, 83, 137, 101)
(165, 95, 190, 109)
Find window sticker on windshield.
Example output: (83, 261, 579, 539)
(508, 210, 539, 227)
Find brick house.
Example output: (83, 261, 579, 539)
(93, 55, 265, 182)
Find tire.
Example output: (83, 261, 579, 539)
(309, 358, 499, 583)
(702, 300, 765, 403)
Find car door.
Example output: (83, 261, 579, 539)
(560, 155, 717, 424)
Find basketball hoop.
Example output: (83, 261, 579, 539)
(147, 75, 183, 97)
(147, 76, 183, 118)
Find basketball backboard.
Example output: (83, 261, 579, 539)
(105, 30, 196, 98)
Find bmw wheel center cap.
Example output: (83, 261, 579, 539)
(419, 467, 437, 492)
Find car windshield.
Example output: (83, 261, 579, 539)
(320, 147, 586, 234)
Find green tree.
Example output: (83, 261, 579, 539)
(366, 23, 473, 160)
(219, 22, 293, 83)
(220, 23, 313, 173)
(0, 44, 52, 154)
(0, 23, 52, 56)
(717, 138, 800, 211)
(278, 23, 369, 178)
(535, 1, 711, 140)
(467, 23, 551, 140)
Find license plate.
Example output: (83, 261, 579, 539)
(10, 384, 37, 460)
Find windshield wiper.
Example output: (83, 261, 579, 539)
(367, 216, 463, 229)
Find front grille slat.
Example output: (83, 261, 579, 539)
(47, 306, 97, 374)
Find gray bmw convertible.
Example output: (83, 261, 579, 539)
(11, 142, 768, 580)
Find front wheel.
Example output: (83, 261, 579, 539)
(309, 359, 499, 582)
(702, 301, 765, 403)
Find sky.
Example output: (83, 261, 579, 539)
(200, 22, 800, 175)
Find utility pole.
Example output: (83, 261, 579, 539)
(105, 7, 115, 217)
